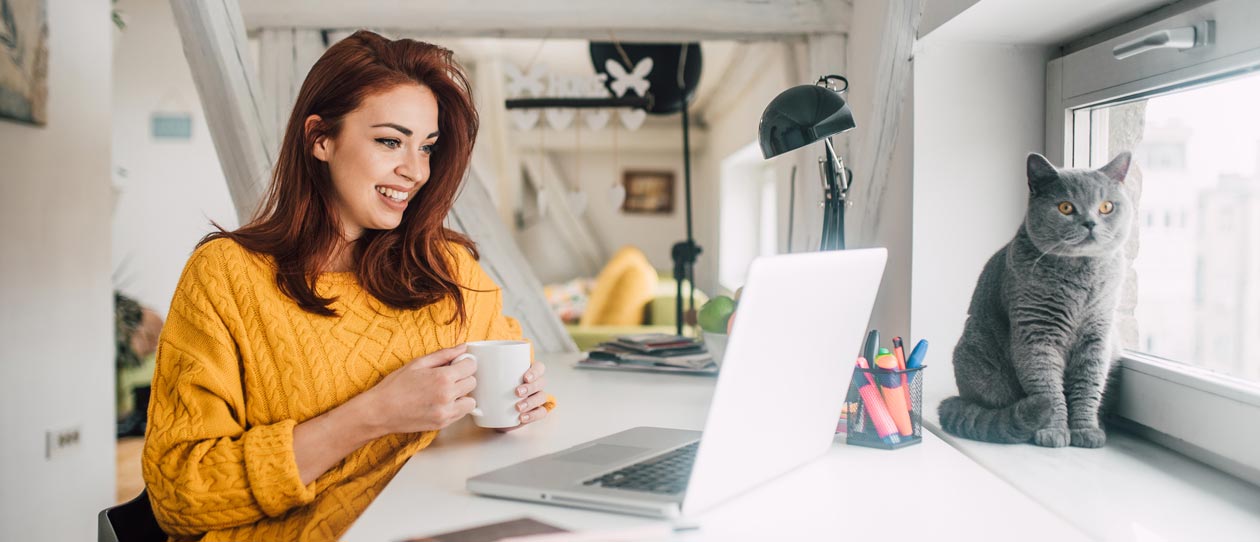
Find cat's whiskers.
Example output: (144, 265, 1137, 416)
(1031, 239, 1068, 272)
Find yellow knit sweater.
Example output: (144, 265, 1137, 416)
(143, 238, 551, 541)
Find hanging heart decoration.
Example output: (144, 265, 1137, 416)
(584, 109, 610, 130)
(618, 108, 646, 130)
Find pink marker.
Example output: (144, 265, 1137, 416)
(856, 357, 900, 445)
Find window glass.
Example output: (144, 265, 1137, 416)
(1076, 72, 1260, 385)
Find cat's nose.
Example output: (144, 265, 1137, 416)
(1083, 221, 1097, 231)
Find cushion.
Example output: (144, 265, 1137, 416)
(579, 245, 659, 326)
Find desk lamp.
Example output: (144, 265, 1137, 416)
(758, 75, 855, 251)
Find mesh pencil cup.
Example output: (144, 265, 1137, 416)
(844, 364, 925, 449)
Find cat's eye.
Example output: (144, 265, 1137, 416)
(1058, 202, 1075, 215)
(1099, 201, 1115, 214)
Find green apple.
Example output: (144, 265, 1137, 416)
(698, 296, 736, 334)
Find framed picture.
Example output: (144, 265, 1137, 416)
(621, 170, 675, 214)
(0, 0, 49, 125)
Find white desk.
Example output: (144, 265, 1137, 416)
(344, 353, 1089, 541)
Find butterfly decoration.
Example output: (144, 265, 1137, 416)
(504, 63, 546, 98)
(605, 57, 653, 98)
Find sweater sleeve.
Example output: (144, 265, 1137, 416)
(142, 243, 316, 536)
(455, 244, 556, 412)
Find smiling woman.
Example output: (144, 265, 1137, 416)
(140, 30, 554, 542)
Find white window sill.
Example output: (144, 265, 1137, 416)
(920, 399, 1260, 541)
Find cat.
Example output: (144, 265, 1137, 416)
(938, 151, 1133, 448)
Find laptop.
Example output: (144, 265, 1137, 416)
(467, 248, 887, 518)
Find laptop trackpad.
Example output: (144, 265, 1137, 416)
(556, 444, 651, 466)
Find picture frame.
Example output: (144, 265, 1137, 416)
(621, 170, 675, 214)
(0, 0, 50, 126)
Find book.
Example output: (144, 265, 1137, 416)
(587, 343, 714, 369)
(576, 354, 718, 376)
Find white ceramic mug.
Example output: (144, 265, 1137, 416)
(454, 340, 532, 428)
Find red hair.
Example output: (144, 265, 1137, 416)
(203, 30, 480, 322)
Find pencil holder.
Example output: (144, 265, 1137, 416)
(844, 365, 925, 449)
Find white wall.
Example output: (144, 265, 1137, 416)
(696, 43, 797, 296)
(0, 0, 116, 539)
(550, 149, 686, 275)
(911, 40, 1053, 401)
(111, 0, 238, 317)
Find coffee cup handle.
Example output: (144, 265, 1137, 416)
(452, 353, 482, 417)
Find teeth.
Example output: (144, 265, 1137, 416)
(376, 186, 406, 202)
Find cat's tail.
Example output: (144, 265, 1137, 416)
(938, 395, 1053, 443)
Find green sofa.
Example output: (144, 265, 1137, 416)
(565, 273, 708, 351)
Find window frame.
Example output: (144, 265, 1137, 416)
(1046, 0, 1260, 486)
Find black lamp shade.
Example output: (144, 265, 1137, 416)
(758, 84, 855, 159)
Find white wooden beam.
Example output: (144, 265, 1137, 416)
(169, 0, 275, 221)
(518, 151, 608, 278)
(509, 124, 707, 153)
(454, 166, 580, 353)
(171, 1, 577, 352)
(238, 0, 851, 40)
(851, 0, 923, 238)
(258, 28, 326, 143)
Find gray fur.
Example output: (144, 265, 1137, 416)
(939, 152, 1133, 447)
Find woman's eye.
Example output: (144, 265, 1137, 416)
(420, 144, 435, 154)
(1058, 202, 1075, 215)
(1099, 201, 1115, 214)
(376, 138, 401, 149)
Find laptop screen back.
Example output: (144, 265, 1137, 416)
(681, 248, 887, 514)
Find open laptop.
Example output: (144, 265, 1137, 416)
(467, 248, 887, 518)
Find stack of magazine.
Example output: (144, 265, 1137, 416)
(577, 333, 717, 375)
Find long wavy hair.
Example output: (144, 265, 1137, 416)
(202, 30, 480, 322)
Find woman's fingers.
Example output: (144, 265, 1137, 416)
(518, 404, 549, 424)
(516, 389, 548, 414)
(523, 361, 546, 383)
(515, 376, 547, 399)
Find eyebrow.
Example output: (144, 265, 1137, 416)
(371, 123, 439, 139)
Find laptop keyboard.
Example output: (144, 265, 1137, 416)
(582, 441, 699, 495)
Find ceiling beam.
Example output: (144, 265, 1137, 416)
(238, 0, 851, 40)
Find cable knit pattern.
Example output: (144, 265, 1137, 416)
(143, 238, 551, 542)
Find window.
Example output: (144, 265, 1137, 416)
(1048, 0, 1260, 485)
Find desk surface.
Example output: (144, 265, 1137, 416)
(344, 353, 1088, 541)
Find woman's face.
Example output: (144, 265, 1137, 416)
(309, 83, 440, 240)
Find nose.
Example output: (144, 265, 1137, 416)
(1083, 220, 1096, 231)
(396, 152, 428, 186)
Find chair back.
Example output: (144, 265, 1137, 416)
(98, 489, 166, 542)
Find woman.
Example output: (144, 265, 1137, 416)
(142, 31, 553, 542)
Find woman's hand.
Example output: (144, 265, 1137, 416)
(362, 344, 478, 435)
(495, 360, 549, 433)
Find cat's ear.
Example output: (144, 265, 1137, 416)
(1099, 151, 1132, 184)
(1027, 153, 1059, 196)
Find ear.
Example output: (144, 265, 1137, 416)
(1027, 153, 1059, 196)
(1098, 151, 1132, 183)
(305, 114, 331, 162)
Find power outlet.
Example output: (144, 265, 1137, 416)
(46, 425, 82, 459)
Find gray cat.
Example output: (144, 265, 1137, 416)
(938, 152, 1132, 448)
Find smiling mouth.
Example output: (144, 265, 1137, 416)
(376, 186, 408, 203)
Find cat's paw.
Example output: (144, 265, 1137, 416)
(1033, 427, 1070, 448)
(1070, 427, 1107, 448)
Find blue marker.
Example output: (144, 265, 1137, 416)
(906, 339, 929, 386)
(907, 339, 929, 369)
